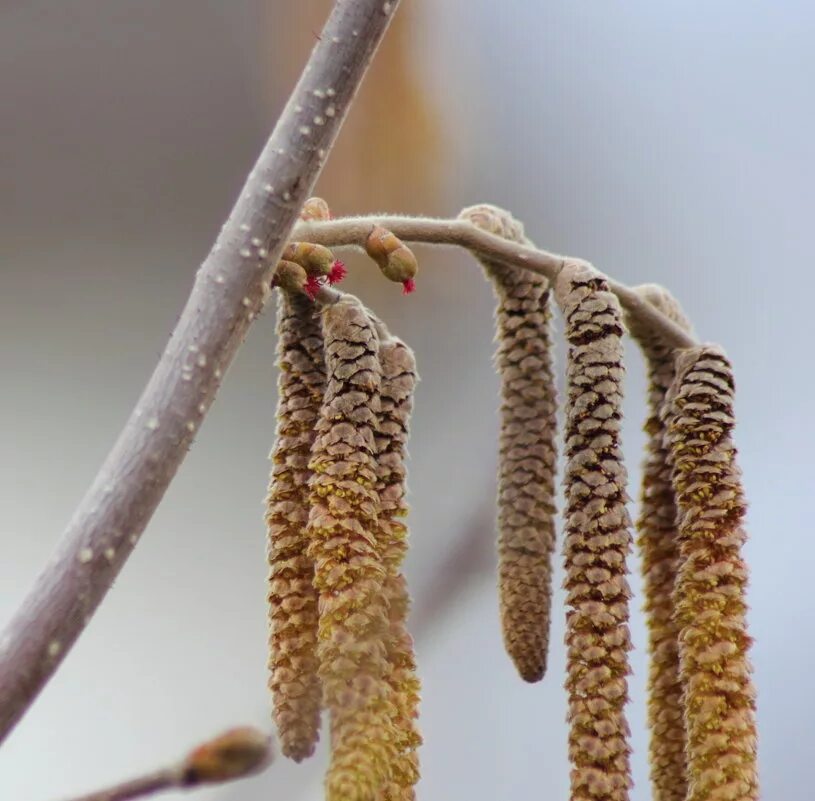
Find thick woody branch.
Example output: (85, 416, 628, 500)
(0, 0, 401, 744)
(294, 215, 697, 349)
(54, 726, 272, 801)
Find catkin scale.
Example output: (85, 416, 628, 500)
(307, 296, 398, 801)
(663, 346, 758, 801)
(626, 285, 693, 801)
(555, 260, 633, 801)
(265, 291, 325, 762)
(373, 333, 421, 801)
(458, 204, 558, 683)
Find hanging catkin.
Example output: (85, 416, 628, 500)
(663, 345, 758, 801)
(265, 290, 325, 762)
(555, 260, 633, 801)
(373, 329, 421, 801)
(457, 203, 558, 683)
(307, 296, 397, 801)
(626, 285, 693, 801)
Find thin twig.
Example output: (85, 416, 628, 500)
(58, 770, 177, 801)
(294, 215, 697, 349)
(53, 726, 272, 801)
(0, 0, 401, 744)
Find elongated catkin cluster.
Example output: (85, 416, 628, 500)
(307, 296, 398, 801)
(663, 346, 758, 801)
(627, 285, 693, 801)
(555, 260, 633, 801)
(265, 290, 325, 762)
(260, 200, 761, 801)
(374, 333, 421, 801)
(458, 204, 558, 683)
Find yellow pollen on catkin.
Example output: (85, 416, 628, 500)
(555, 259, 633, 801)
(372, 331, 422, 801)
(307, 296, 398, 801)
(663, 345, 758, 801)
(265, 290, 325, 762)
(626, 284, 694, 801)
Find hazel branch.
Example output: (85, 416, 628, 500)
(54, 727, 273, 801)
(0, 0, 402, 745)
(293, 215, 697, 350)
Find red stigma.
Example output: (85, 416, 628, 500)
(328, 260, 347, 285)
(402, 278, 416, 295)
(304, 275, 322, 300)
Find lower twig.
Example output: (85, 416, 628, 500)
(52, 727, 273, 801)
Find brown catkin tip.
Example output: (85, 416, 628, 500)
(265, 292, 325, 762)
(626, 285, 693, 801)
(663, 345, 758, 801)
(555, 260, 633, 801)
(373, 332, 422, 801)
(458, 204, 558, 684)
(307, 296, 397, 801)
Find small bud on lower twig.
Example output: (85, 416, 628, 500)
(55, 726, 273, 801)
(181, 727, 273, 785)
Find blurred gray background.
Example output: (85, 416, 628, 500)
(1, 2, 810, 799)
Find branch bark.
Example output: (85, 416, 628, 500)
(0, 0, 401, 744)
(294, 215, 697, 349)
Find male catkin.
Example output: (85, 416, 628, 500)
(265, 291, 325, 761)
(373, 331, 421, 801)
(663, 346, 758, 801)
(555, 260, 633, 801)
(626, 285, 693, 801)
(307, 296, 398, 801)
(458, 203, 558, 683)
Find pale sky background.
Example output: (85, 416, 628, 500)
(1, 2, 811, 800)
